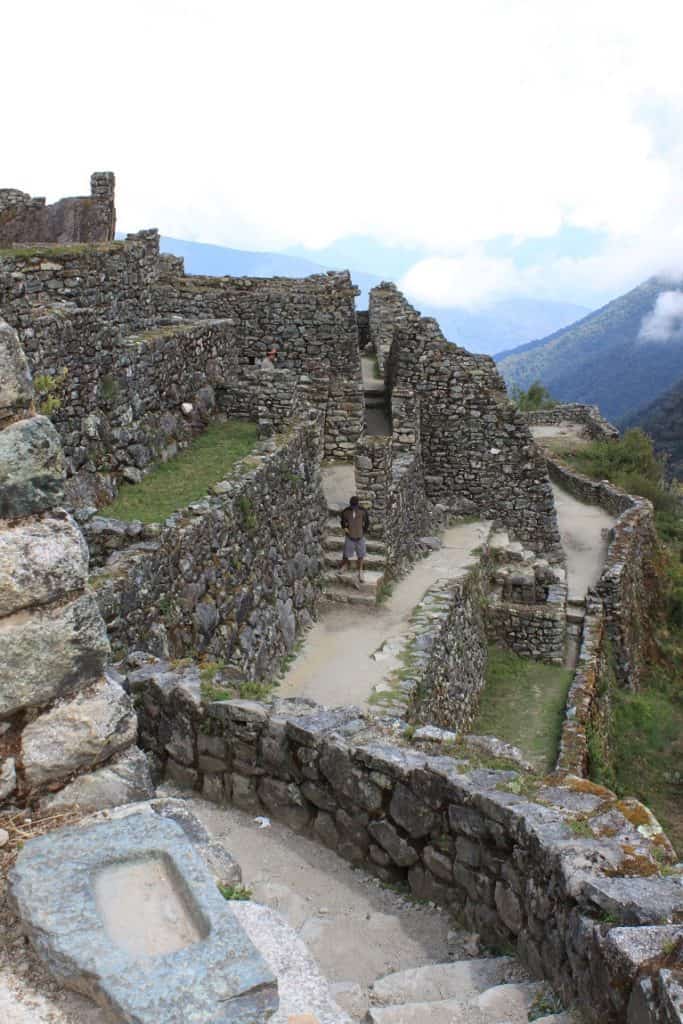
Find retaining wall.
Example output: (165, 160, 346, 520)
(548, 458, 661, 689)
(130, 667, 683, 1024)
(523, 404, 620, 441)
(90, 415, 327, 679)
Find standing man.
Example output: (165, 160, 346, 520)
(260, 346, 278, 370)
(339, 495, 370, 586)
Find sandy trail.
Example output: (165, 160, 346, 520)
(279, 521, 490, 707)
(551, 485, 615, 602)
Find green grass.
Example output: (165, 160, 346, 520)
(217, 883, 252, 901)
(100, 421, 258, 523)
(470, 646, 573, 773)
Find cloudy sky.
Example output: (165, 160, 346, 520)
(5, 0, 683, 310)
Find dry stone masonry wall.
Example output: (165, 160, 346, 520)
(129, 671, 683, 1024)
(0, 318, 152, 810)
(0, 172, 116, 246)
(523, 404, 620, 441)
(368, 283, 563, 560)
(89, 413, 327, 679)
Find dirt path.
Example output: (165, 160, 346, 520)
(279, 521, 490, 707)
(551, 483, 615, 602)
(172, 789, 463, 1019)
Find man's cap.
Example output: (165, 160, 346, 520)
(349, 495, 359, 505)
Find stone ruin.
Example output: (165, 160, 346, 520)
(0, 173, 681, 1023)
(0, 171, 116, 247)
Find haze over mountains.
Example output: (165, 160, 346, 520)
(496, 278, 683, 424)
(158, 236, 588, 357)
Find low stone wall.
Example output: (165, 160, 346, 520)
(523, 404, 620, 441)
(91, 416, 327, 679)
(548, 458, 661, 688)
(130, 666, 683, 1024)
(556, 594, 608, 776)
(0, 318, 151, 810)
(406, 564, 488, 730)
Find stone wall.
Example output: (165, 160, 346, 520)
(130, 669, 683, 1024)
(548, 458, 661, 688)
(556, 594, 608, 776)
(90, 415, 327, 678)
(0, 172, 116, 246)
(406, 564, 488, 730)
(523, 404, 620, 441)
(0, 235, 365, 476)
(368, 284, 562, 559)
(0, 318, 152, 810)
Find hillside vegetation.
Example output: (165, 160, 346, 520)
(496, 279, 683, 422)
(549, 429, 683, 850)
(625, 374, 683, 479)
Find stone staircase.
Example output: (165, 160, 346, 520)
(364, 957, 572, 1024)
(322, 511, 387, 607)
(564, 597, 586, 669)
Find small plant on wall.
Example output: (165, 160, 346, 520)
(34, 367, 68, 415)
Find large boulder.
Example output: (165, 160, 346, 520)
(0, 319, 32, 422)
(0, 593, 110, 718)
(0, 416, 65, 518)
(40, 747, 155, 812)
(21, 676, 137, 789)
(0, 512, 89, 617)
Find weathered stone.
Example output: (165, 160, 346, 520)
(8, 811, 277, 1023)
(40, 747, 154, 812)
(0, 756, 17, 801)
(368, 819, 419, 867)
(0, 513, 88, 617)
(0, 416, 64, 518)
(0, 318, 32, 421)
(389, 782, 438, 838)
(494, 881, 523, 934)
(258, 777, 312, 832)
(21, 676, 137, 788)
(0, 593, 110, 718)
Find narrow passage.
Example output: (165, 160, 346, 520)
(278, 521, 490, 708)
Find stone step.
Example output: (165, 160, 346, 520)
(324, 551, 386, 571)
(370, 957, 527, 1006)
(321, 583, 378, 607)
(366, 980, 547, 1024)
(566, 607, 586, 625)
(326, 569, 383, 595)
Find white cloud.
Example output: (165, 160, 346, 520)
(400, 252, 522, 308)
(4, 0, 683, 304)
(639, 290, 683, 342)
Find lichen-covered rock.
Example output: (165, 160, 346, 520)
(21, 676, 137, 788)
(0, 416, 64, 518)
(0, 756, 16, 801)
(0, 512, 88, 616)
(0, 593, 109, 718)
(0, 319, 32, 422)
(39, 746, 154, 812)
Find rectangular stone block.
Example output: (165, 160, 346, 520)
(0, 593, 110, 718)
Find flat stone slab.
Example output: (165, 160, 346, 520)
(9, 812, 278, 1023)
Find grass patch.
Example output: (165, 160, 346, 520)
(217, 883, 252, 901)
(100, 421, 259, 523)
(470, 646, 573, 773)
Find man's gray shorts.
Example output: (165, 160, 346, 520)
(343, 536, 367, 560)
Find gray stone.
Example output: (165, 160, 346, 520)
(0, 593, 110, 718)
(0, 416, 65, 518)
(464, 735, 533, 772)
(233, 901, 352, 1024)
(8, 811, 278, 1023)
(40, 747, 154, 812)
(0, 513, 88, 617)
(0, 756, 17, 801)
(0, 319, 33, 421)
(389, 782, 438, 838)
(368, 819, 419, 867)
(370, 956, 523, 1006)
(21, 676, 137, 788)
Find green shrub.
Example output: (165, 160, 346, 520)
(511, 380, 556, 411)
